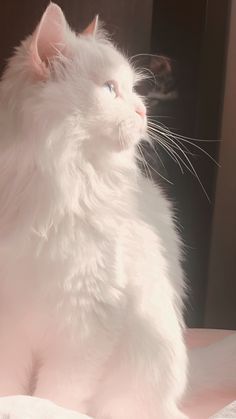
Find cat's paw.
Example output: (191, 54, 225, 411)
(0, 396, 91, 419)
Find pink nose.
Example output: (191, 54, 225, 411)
(135, 104, 146, 118)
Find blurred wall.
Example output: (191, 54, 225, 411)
(205, 0, 236, 329)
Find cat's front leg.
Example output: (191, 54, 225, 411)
(90, 303, 188, 419)
(33, 320, 119, 415)
(33, 356, 92, 414)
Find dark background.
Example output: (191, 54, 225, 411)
(0, 0, 233, 328)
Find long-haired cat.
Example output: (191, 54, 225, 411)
(0, 3, 187, 419)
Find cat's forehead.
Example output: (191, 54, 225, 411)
(76, 37, 135, 86)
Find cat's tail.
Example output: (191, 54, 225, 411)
(187, 333, 236, 397)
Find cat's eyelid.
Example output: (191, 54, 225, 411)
(105, 80, 120, 97)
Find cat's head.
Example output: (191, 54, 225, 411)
(2, 3, 147, 165)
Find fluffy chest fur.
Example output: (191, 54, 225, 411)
(0, 158, 175, 341)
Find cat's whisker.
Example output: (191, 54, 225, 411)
(148, 115, 176, 120)
(130, 53, 169, 61)
(137, 145, 174, 185)
(147, 132, 185, 174)
(147, 141, 166, 170)
(137, 144, 153, 181)
(144, 152, 174, 185)
(148, 129, 198, 177)
(147, 125, 194, 156)
(141, 140, 166, 172)
(146, 123, 211, 200)
(148, 121, 193, 150)
(147, 126, 194, 168)
(149, 133, 198, 178)
(147, 120, 219, 164)
(148, 134, 196, 173)
(148, 118, 221, 144)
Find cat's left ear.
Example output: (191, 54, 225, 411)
(83, 15, 99, 37)
(30, 3, 68, 79)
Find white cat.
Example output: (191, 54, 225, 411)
(0, 4, 188, 419)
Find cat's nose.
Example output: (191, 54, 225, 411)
(135, 104, 146, 118)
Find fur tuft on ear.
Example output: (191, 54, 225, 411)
(83, 15, 99, 37)
(30, 3, 67, 79)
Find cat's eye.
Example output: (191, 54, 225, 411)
(103, 81, 118, 98)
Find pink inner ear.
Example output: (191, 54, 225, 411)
(83, 15, 99, 36)
(30, 3, 67, 78)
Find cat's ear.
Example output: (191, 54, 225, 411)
(30, 3, 68, 79)
(83, 15, 99, 37)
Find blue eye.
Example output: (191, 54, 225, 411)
(103, 81, 118, 98)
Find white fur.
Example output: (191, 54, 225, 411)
(0, 4, 187, 419)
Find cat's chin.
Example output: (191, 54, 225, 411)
(114, 127, 146, 152)
(113, 135, 142, 153)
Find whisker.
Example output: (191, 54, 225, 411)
(137, 144, 152, 181)
(146, 121, 212, 201)
(139, 148, 174, 185)
(148, 141, 166, 169)
(148, 132, 187, 175)
(130, 53, 169, 61)
(148, 118, 221, 143)
(148, 129, 198, 176)
(147, 121, 219, 166)
(147, 126, 195, 156)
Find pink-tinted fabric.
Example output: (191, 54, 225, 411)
(183, 329, 236, 419)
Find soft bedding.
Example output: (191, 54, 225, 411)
(183, 329, 236, 418)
